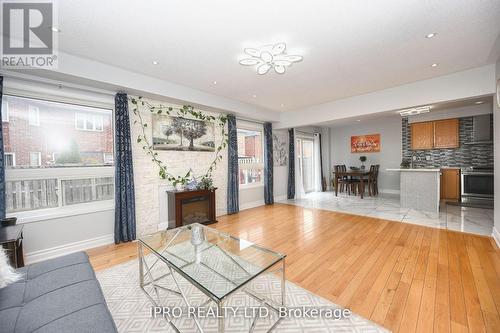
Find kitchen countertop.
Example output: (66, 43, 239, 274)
(387, 168, 440, 172)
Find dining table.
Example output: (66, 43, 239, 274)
(333, 170, 371, 199)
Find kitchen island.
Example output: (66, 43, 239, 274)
(387, 168, 440, 213)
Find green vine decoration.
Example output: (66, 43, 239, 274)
(130, 96, 228, 186)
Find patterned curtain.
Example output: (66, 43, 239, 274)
(114, 93, 136, 243)
(287, 128, 295, 199)
(264, 122, 274, 204)
(0, 76, 5, 220)
(227, 114, 239, 214)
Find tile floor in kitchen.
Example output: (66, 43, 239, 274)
(280, 191, 494, 236)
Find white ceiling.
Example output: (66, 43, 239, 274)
(324, 95, 494, 127)
(55, 0, 500, 112)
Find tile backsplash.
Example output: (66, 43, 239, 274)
(401, 116, 493, 168)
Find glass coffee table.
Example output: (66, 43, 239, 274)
(138, 223, 286, 332)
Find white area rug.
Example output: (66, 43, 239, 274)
(96, 259, 389, 332)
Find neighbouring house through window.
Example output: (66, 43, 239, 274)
(4, 152, 15, 167)
(2, 100, 9, 122)
(29, 152, 41, 167)
(237, 126, 264, 186)
(2, 95, 114, 215)
(28, 105, 40, 126)
(75, 112, 104, 131)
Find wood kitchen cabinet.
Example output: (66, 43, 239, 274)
(434, 119, 459, 148)
(411, 122, 434, 149)
(440, 168, 460, 201)
(410, 118, 459, 150)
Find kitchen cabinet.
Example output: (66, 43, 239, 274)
(440, 168, 460, 201)
(410, 118, 459, 150)
(434, 119, 459, 148)
(411, 122, 434, 150)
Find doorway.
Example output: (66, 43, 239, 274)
(296, 137, 315, 193)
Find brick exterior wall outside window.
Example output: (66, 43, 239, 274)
(2, 95, 113, 168)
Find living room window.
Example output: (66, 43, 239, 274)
(237, 125, 264, 187)
(2, 95, 114, 220)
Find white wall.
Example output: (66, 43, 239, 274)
(494, 58, 500, 246)
(407, 103, 492, 123)
(329, 115, 402, 192)
(130, 98, 228, 236)
(23, 210, 114, 263)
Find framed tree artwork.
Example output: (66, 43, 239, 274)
(152, 115, 215, 152)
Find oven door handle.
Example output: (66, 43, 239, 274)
(461, 172, 494, 176)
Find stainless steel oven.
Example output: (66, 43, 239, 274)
(461, 167, 494, 203)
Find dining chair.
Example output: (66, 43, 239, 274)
(334, 165, 352, 194)
(373, 165, 380, 195)
(367, 165, 377, 196)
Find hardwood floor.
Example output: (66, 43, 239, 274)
(86, 204, 500, 333)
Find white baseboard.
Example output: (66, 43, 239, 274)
(275, 195, 287, 202)
(25, 233, 115, 265)
(493, 227, 500, 248)
(239, 199, 265, 211)
(379, 189, 401, 195)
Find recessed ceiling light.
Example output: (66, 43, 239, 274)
(51, 26, 61, 32)
(425, 33, 437, 39)
(213, 81, 217, 85)
(474, 101, 484, 104)
(252, 94, 257, 98)
(356, 119, 361, 122)
(152, 60, 159, 65)
(431, 63, 439, 67)
(280, 103, 284, 107)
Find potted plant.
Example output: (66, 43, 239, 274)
(359, 156, 367, 169)
(197, 176, 214, 191)
(400, 159, 411, 168)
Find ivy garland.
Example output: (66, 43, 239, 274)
(129, 96, 229, 186)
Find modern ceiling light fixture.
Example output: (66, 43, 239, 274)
(152, 60, 159, 65)
(425, 32, 437, 39)
(398, 105, 431, 116)
(239, 42, 303, 75)
(474, 101, 484, 104)
(431, 63, 439, 67)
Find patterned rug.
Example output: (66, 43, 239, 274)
(96, 258, 389, 332)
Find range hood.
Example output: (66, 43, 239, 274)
(465, 114, 493, 145)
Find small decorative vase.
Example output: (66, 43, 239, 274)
(190, 224, 205, 246)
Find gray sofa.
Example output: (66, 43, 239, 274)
(0, 252, 117, 333)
